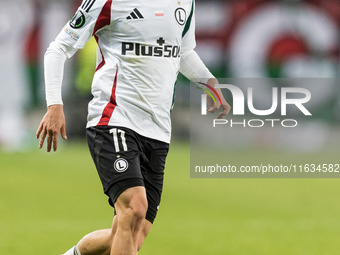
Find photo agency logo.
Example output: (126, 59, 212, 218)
(198, 83, 312, 128)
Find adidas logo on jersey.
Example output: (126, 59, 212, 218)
(126, 8, 144, 20)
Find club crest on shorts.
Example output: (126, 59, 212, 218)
(114, 158, 129, 173)
(70, 10, 86, 29)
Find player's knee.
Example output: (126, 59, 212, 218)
(132, 202, 147, 221)
(115, 187, 147, 229)
(120, 202, 147, 225)
(117, 201, 147, 228)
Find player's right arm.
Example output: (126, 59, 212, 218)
(36, 0, 112, 152)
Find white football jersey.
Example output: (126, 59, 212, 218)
(52, 0, 196, 143)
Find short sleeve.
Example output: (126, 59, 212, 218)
(53, 0, 112, 58)
(181, 1, 196, 54)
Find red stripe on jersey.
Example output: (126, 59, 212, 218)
(93, 0, 112, 35)
(97, 68, 118, 126)
(93, 0, 112, 72)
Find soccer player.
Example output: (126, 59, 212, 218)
(36, 0, 230, 254)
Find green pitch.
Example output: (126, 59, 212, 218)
(1, 142, 340, 255)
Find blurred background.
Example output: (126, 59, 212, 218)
(1, 1, 340, 255)
(1, 0, 340, 150)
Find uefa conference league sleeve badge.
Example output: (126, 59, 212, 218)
(70, 10, 86, 29)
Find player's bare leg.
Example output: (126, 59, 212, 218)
(77, 227, 114, 255)
(76, 217, 117, 255)
(79, 230, 112, 254)
(110, 186, 148, 255)
(137, 220, 152, 251)
(75, 216, 152, 255)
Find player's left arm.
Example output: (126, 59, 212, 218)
(179, 1, 230, 118)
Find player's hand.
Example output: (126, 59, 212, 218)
(206, 78, 231, 119)
(36, 104, 67, 152)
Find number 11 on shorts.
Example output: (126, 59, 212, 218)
(110, 128, 128, 152)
